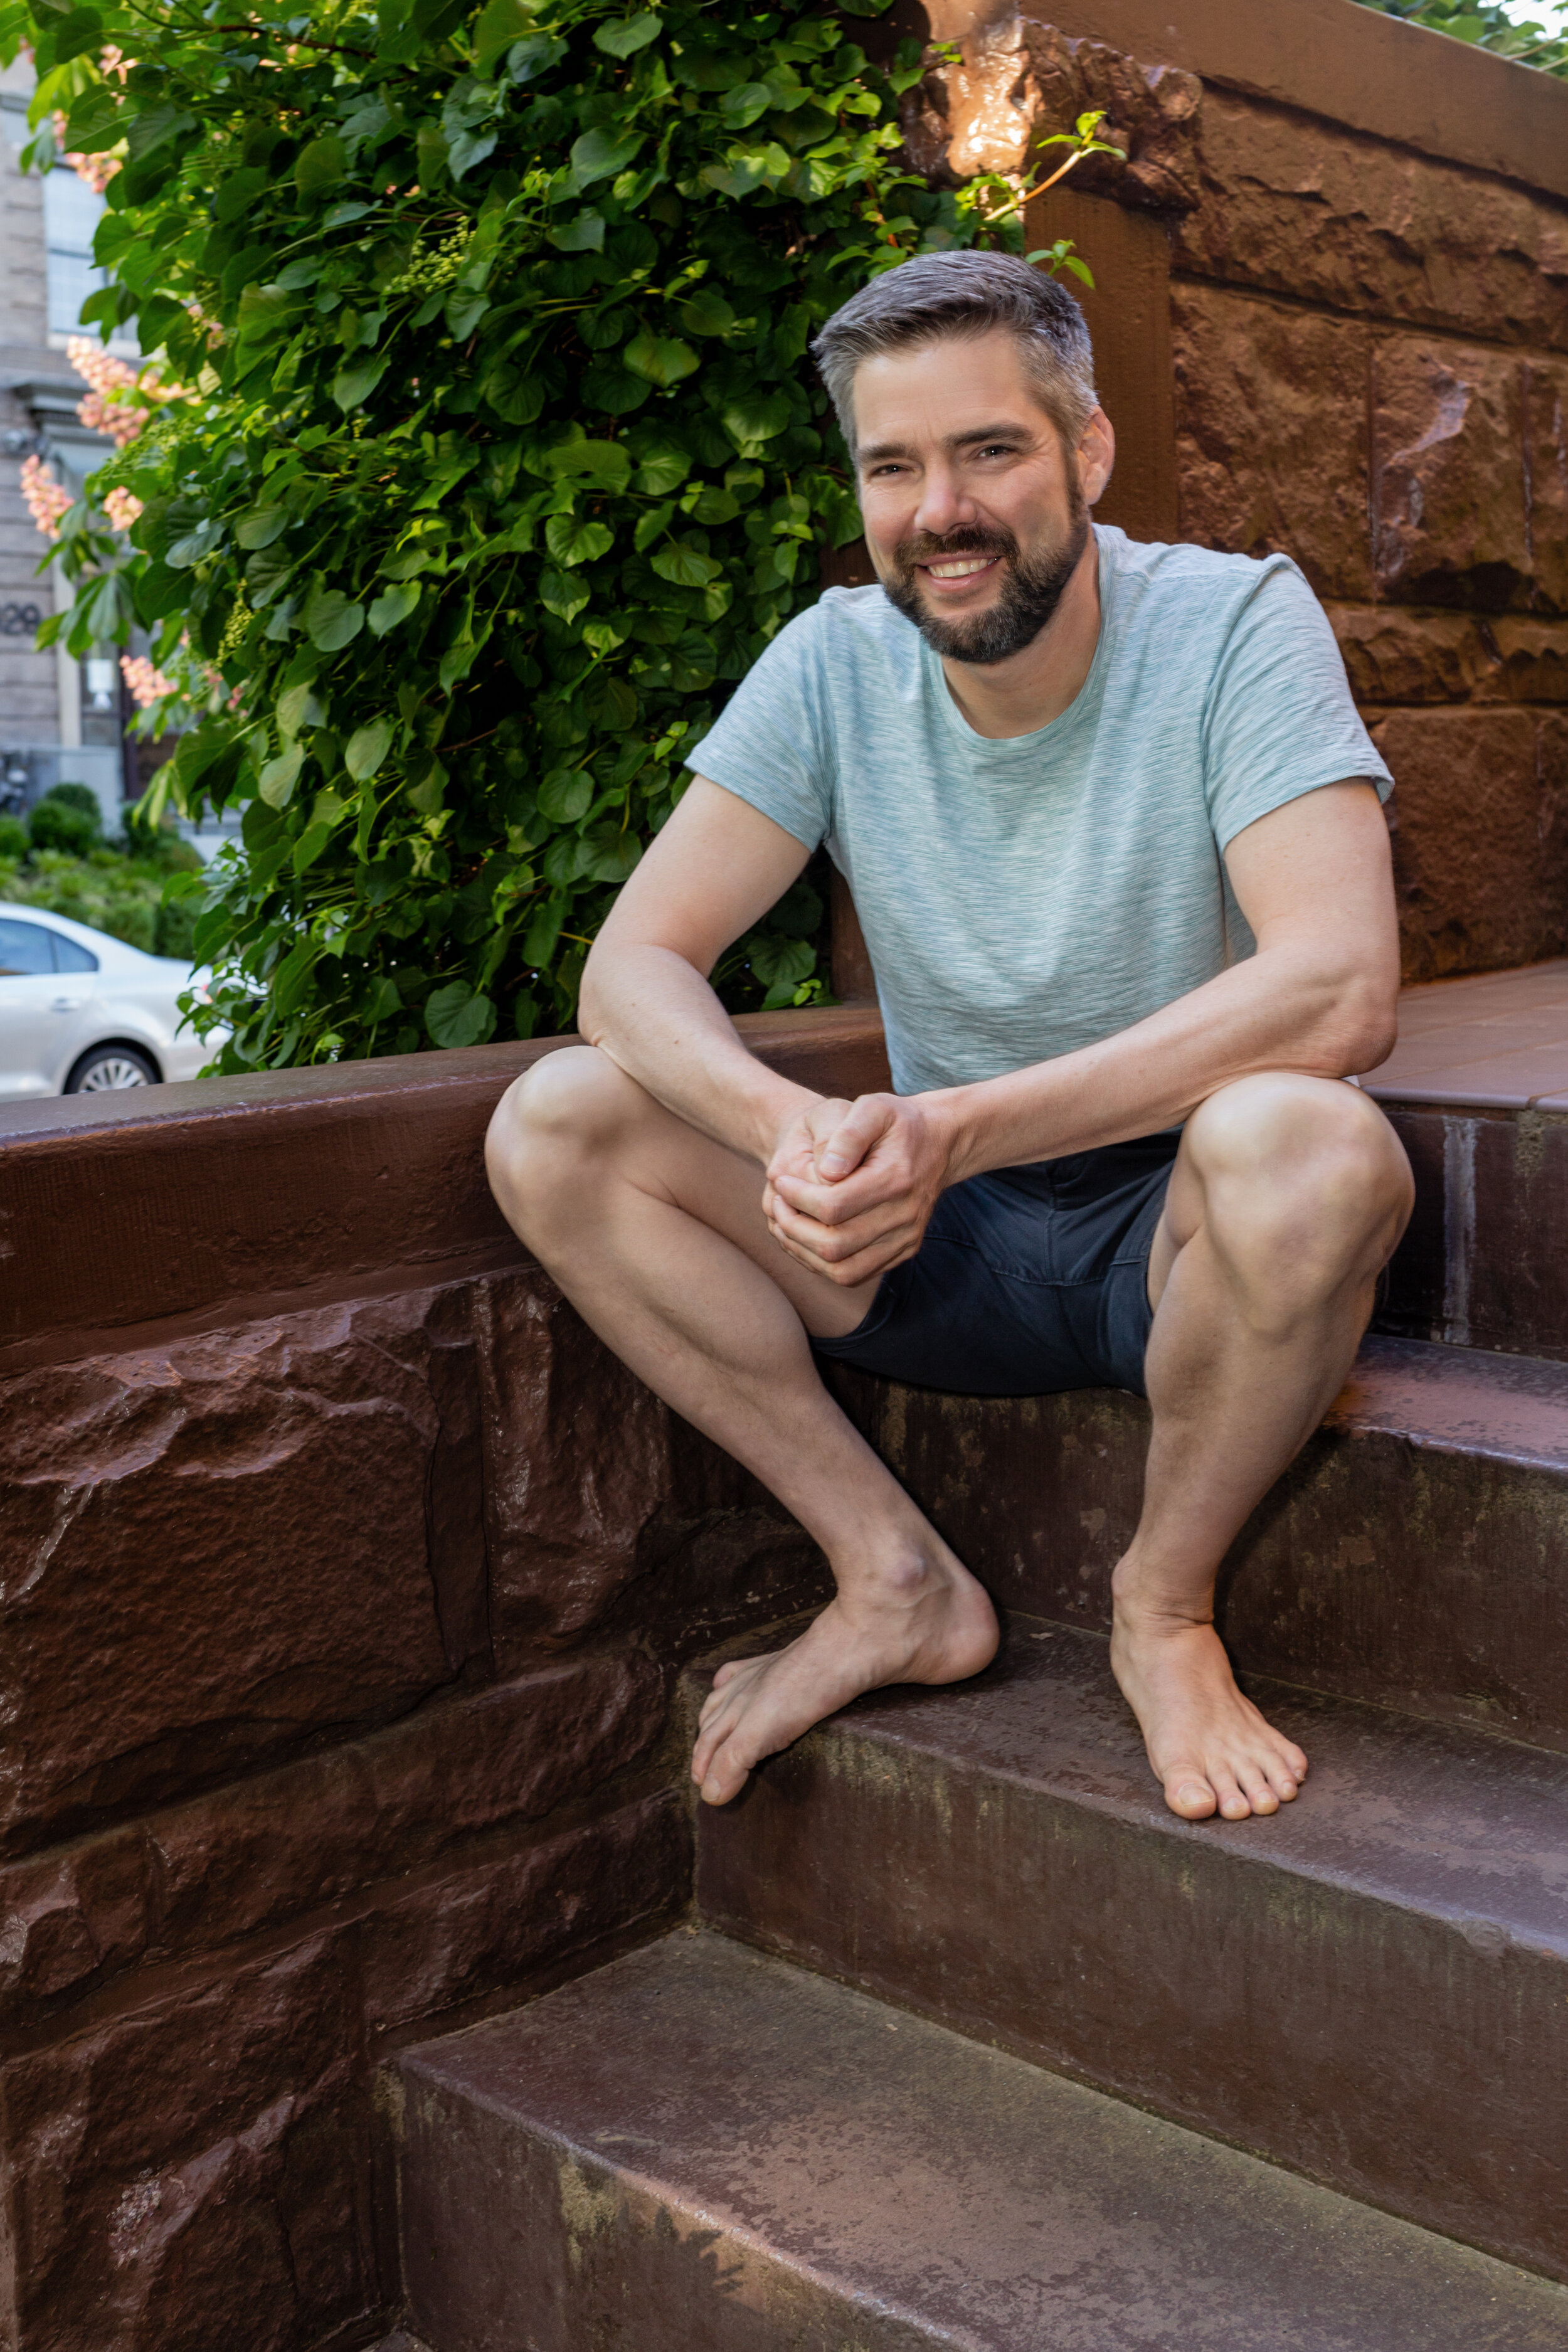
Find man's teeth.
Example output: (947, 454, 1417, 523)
(927, 556, 993, 579)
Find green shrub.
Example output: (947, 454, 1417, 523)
(0, 815, 26, 863)
(9, 0, 1096, 1070)
(3, 847, 198, 960)
(42, 781, 104, 832)
(28, 798, 98, 857)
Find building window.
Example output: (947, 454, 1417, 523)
(43, 166, 112, 341)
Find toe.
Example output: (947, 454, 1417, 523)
(1165, 1770, 1218, 1820)
(1239, 1770, 1279, 1816)
(1210, 1772, 1251, 1821)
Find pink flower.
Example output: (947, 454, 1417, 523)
(120, 654, 178, 709)
(103, 485, 143, 531)
(19, 454, 73, 541)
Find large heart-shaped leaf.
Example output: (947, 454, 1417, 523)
(581, 361, 650, 416)
(534, 437, 632, 492)
(623, 334, 698, 389)
(304, 584, 364, 651)
(569, 127, 643, 186)
(235, 506, 289, 551)
(425, 981, 497, 1049)
(277, 681, 326, 738)
(474, 0, 530, 73)
(236, 283, 296, 344)
(166, 519, 224, 569)
(332, 352, 389, 410)
(538, 768, 593, 823)
(721, 389, 792, 447)
(651, 541, 722, 588)
(344, 716, 395, 780)
(720, 82, 773, 128)
(545, 514, 614, 568)
(62, 88, 122, 152)
(549, 211, 605, 254)
(539, 566, 590, 623)
(593, 13, 662, 55)
(748, 933, 815, 987)
(368, 580, 422, 635)
(504, 31, 566, 84)
(295, 134, 347, 196)
(632, 441, 692, 496)
(677, 290, 736, 338)
(257, 743, 304, 809)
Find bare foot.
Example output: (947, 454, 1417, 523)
(692, 1544, 998, 1804)
(1110, 1604, 1308, 1823)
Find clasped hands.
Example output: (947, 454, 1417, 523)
(762, 1089, 960, 1290)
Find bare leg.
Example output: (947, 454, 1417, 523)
(1111, 1074, 1414, 1823)
(485, 1049, 999, 1804)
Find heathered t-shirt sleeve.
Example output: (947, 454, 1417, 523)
(1201, 556, 1392, 854)
(682, 605, 833, 852)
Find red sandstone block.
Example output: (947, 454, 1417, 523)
(1, 1930, 370, 2352)
(0, 1290, 487, 1857)
(1171, 282, 1373, 598)
(1173, 88, 1568, 354)
(472, 1270, 829, 1670)
(1525, 358, 1568, 615)
(1331, 607, 1484, 704)
(1372, 337, 1530, 608)
(1373, 707, 1568, 980)
(0, 1654, 666, 2017)
(360, 1789, 689, 2037)
(1484, 620, 1568, 705)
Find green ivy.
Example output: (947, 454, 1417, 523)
(4, 0, 1098, 1068)
(1352, 0, 1568, 76)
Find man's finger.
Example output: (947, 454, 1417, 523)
(771, 1162, 907, 1225)
(814, 1094, 897, 1182)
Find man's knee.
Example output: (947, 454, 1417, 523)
(485, 1045, 644, 1223)
(1186, 1074, 1413, 1290)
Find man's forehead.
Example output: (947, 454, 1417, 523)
(850, 332, 1049, 452)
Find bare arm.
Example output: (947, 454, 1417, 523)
(767, 780, 1401, 1279)
(934, 778, 1400, 1181)
(578, 776, 822, 1162)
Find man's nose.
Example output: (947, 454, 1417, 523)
(912, 467, 975, 538)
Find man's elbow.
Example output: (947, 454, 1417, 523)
(1322, 971, 1400, 1078)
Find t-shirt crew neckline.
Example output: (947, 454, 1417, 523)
(923, 524, 1117, 764)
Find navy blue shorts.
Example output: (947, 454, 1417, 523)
(810, 1130, 1182, 1399)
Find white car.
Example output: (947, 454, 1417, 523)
(0, 903, 218, 1097)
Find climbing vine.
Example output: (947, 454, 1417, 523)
(4, 0, 1106, 1064)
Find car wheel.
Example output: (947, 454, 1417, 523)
(66, 1046, 159, 1093)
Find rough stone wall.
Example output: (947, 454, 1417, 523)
(0, 1029, 876, 2350)
(906, 15, 1568, 983)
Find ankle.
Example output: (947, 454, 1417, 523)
(1111, 1561, 1216, 1637)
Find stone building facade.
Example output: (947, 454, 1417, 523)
(879, 0, 1568, 985)
(0, 55, 132, 834)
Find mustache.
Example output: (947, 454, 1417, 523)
(894, 525, 1019, 573)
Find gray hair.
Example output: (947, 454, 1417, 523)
(812, 249, 1098, 458)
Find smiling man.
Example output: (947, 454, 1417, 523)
(486, 250, 1414, 1826)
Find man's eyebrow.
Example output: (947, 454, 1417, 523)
(857, 421, 1037, 466)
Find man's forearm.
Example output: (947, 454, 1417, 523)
(931, 945, 1396, 1186)
(580, 943, 815, 1163)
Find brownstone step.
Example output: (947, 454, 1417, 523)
(692, 1622, 1568, 2289)
(1367, 958, 1568, 1360)
(395, 1929, 1568, 2350)
(830, 1332, 1568, 1755)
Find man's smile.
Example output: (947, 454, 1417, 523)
(923, 554, 1000, 583)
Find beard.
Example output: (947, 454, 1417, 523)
(880, 490, 1090, 667)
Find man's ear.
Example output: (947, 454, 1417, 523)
(1078, 406, 1115, 508)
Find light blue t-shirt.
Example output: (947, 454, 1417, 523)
(689, 526, 1392, 1096)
